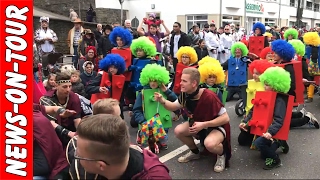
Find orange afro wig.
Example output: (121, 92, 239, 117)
(248, 59, 275, 74)
(176, 46, 198, 64)
(259, 47, 273, 59)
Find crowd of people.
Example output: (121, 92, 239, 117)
(33, 13, 320, 179)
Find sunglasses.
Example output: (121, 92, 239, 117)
(224, 29, 230, 30)
(74, 149, 110, 165)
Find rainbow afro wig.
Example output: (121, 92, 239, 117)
(248, 59, 275, 74)
(271, 40, 295, 62)
(176, 46, 198, 64)
(198, 61, 225, 84)
(130, 36, 157, 57)
(139, 64, 170, 86)
(231, 42, 248, 57)
(99, 54, 126, 74)
(303, 32, 320, 46)
(284, 28, 298, 40)
(288, 39, 306, 56)
(259, 47, 273, 59)
(259, 66, 291, 93)
(252, 22, 266, 35)
(198, 56, 219, 66)
(109, 27, 133, 47)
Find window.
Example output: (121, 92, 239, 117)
(222, 15, 241, 28)
(131, 17, 139, 28)
(306, 1, 313, 10)
(186, 15, 208, 31)
(316, 23, 320, 27)
(265, 18, 276, 26)
(314, 3, 319, 11)
(290, 0, 295, 7)
(252, 18, 262, 26)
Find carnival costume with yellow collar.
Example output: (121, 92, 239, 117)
(198, 57, 226, 104)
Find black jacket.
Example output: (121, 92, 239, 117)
(170, 31, 191, 57)
(98, 35, 114, 57)
(194, 46, 209, 61)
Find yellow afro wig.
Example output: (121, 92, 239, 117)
(303, 32, 320, 46)
(176, 46, 198, 64)
(198, 56, 219, 66)
(263, 32, 273, 38)
(198, 61, 225, 84)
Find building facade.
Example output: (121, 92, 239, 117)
(96, 0, 320, 32)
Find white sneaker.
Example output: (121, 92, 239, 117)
(214, 154, 226, 173)
(300, 108, 308, 117)
(178, 150, 200, 163)
(306, 112, 319, 129)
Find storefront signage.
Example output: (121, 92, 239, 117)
(246, 2, 264, 14)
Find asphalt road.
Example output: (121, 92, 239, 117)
(65, 56, 320, 179)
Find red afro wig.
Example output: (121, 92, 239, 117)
(85, 46, 97, 56)
(248, 59, 275, 74)
(259, 47, 273, 59)
(147, 37, 156, 46)
(241, 39, 248, 48)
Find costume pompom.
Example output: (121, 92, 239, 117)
(198, 56, 219, 66)
(288, 39, 306, 56)
(198, 62, 225, 84)
(176, 46, 198, 64)
(259, 67, 291, 93)
(109, 27, 133, 47)
(271, 40, 295, 62)
(303, 32, 320, 46)
(259, 47, 273, 59)
(130, 36, 157, 57)
(252, 22, 266, 35)
(231, 42, 249, 57)
(99, 54, 126, 74)
(139, 64, 170, 86)
(248, 59, 275, 74)
(284, 28, 298, 40)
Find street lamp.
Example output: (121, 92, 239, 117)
(119, 0, 125, 25)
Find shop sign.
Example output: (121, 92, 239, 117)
(246, 2, 264, 14)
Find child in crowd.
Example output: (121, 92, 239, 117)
(143, 13, 162, 30)
(130, 36, 158, 59)
(85, 54, 126, 118)
(240, 67, 291, 170)
(198, 56, 226, 103)
(133, 64, 177, 150)
(109, 26, 133, 49)
(44, 73, 56, 91)
(70, 70, 86, 97)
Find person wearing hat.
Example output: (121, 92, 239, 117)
(67, 18, 84, 68)
(34, 16, 58, 61)
(78, 29, 98, 60)
(205, 22, 221, 59)
(98, 25, 114, 58)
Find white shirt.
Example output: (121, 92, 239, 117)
(173, 34, 181, 58)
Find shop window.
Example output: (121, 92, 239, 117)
(316, 23, 320, 27)
(306, 1, 313, 10)
(314, 3, 319, 11)
(186, 15, 208, 31)
(265, 18, 276, 27)
(222, 15, 241, 28)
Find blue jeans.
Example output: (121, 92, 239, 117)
(72, 46, 78, 68)
(159, 128, 169, 145)
(33, 176, 47, 180)
(254, 136, 280, 159)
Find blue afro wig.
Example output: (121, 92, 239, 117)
(99, 54, 126, 74)
(252, 22, 266, 35)
(271, 40, 295, 62)
(109, 27, 133, 47)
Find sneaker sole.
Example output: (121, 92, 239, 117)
(178, 156, 200, 163)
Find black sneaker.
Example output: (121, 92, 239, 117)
(280, 140, 289, 154)
(263, 157, 281, 170)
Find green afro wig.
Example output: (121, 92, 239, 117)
(259, 67, 291, 93)
(198, 56, 219, 66)
(139, 64, 170, 86)
(284, 28, 298, 40)
(130, 36, 157, 57)
(231, 42, 249, 57)
(303, 32, 320, 46)
(198, 61, 225, 84)
(288, 39, 306, 56)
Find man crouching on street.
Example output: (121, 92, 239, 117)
(154, 67, 231, 173)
